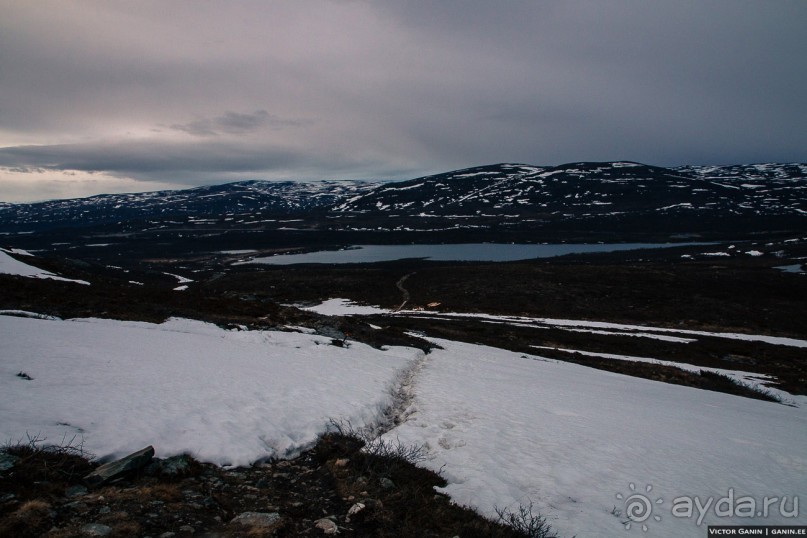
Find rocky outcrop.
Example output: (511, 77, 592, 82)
(83, 446, 154, 488)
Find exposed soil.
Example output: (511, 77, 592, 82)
(0, 434, 535, 538)
(210, 254, 807, 338)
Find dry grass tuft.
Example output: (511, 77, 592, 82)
(0, 500, 53, 537)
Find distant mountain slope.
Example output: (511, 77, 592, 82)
(0, 180, 375, 231)
(333, 162, 807, 218)
(0, 162, 804, 234)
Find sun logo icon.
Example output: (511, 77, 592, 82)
(615, 483, 663, 532)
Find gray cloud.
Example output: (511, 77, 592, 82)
(168, 111, 312, 137)
(0, 138, 419, 187)
(1, 1, 805, 200)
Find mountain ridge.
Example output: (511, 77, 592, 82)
(1, 161, 805, 237)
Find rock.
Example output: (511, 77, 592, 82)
(230, 511, 282, 531)
(158, 454, 194, 477)
(98, 506, 111, 514)
(379, 477, 395, 490)
(158, 532, 176, 538)
(144, 457, 163, 476)
(65, 484, 89, 498)
(364, 499, 383, 511)
(80, 523, 112, 536)
(315, 324, 345, 341)
(0, 451, 19, 472)
(84, 446, 155, 487)
(143, 454, 193, 478)
(179, 525, 195, 533)
(334, 458, 349, 467)
(65, 501, 89, 513)
(345, 502, 365, 522)
(314, 517, 339, 534)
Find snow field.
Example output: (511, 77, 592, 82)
(0, 315, 421, 466)
(381, 338, 807, 537)
(2, 309, 805, 536)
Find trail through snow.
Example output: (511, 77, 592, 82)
(0, 315, 420, 466)
(2, 309, 805, 537)
(381, 338, 807, 537)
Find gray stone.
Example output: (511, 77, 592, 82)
(315, 324, 346, 341)
(314, 517, 339, 534)
(178, 525, 195, 533)
(159, 455, 194, 477)
(65, 484, 88, 498)
(230, 511, 282, 529)
(80, 523, 112, 536)
(143, 457, 163, 476)
(346, 502, 365, 522)
(363, 499, 383, 511)
(0, 452, 19, 472)
(84, 446, 154, 487)
(379, 477, 395, 490)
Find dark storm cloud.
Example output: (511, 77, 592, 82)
(0, 141, 292, 175)
(373, 0, 807, 165)
(1, 1, 805, 200)
(169, 111, 312, 137)
(0, 139, 413, 186)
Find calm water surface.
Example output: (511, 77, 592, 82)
(247, 243, 700, 265)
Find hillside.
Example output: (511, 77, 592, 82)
(1, 162, 805, 244)
(1, 159, 807, 536)
(334, 162, 807, 217)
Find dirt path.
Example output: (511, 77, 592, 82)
(393, 272, 415, 311)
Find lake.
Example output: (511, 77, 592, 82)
(244, 242, 701, 265)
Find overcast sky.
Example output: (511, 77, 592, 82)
(1, 1, 805, 202)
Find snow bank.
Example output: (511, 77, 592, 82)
(0, 315, 420, 466)
(407, 310, 807, 348)
(531, 345, 793, 403)
(384, 338, 807, 537)
(301, 298, 389, 316)
(0, 249, 90, 285)
(303, 299, 807, 348)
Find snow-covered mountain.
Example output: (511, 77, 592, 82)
(0, 162, 805, 233)
(333, 161, 807, 218)
(0, 180, 375, 231)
